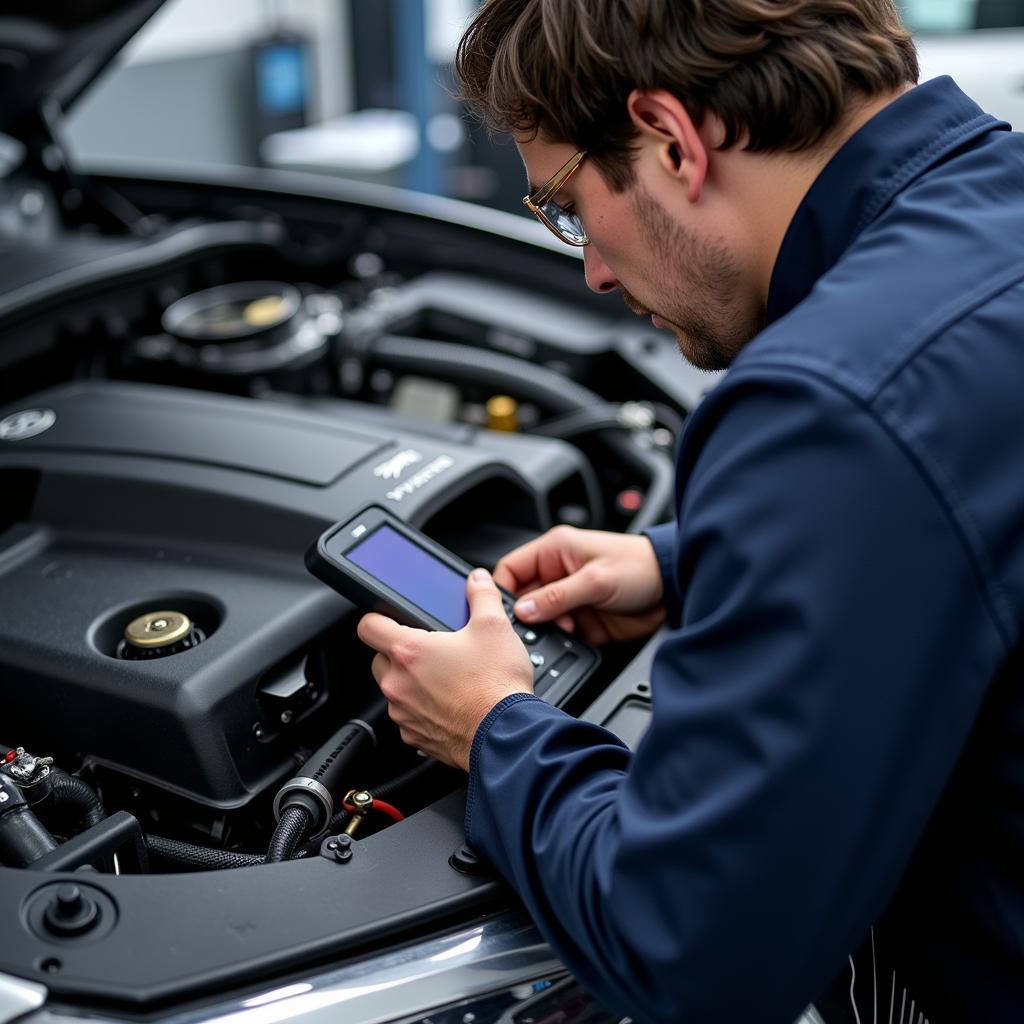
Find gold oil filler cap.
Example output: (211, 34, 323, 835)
(119, 610, 204, 660)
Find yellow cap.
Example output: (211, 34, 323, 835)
(486, 395, 519, 432)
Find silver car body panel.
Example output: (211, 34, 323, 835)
(1, 910, 828, 1024)
(0, 975, 46, 1024)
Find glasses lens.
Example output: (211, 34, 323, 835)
(538, 200, 588, 246)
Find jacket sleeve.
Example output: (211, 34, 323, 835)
(643, 520, 682, 622)
(465, 370, 1006, 1024)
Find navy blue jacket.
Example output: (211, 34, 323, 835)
(466, 78, 1024, 1024)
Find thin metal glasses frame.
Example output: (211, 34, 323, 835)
(522, 150, 590, 247)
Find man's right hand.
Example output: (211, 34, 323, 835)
(493, 525, 667, 645)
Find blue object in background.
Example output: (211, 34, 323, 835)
(394, 0, 442, 195)
(257, 42, 308, 117)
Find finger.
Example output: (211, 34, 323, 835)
(465, 567, 508, 623)
(493, 530, 565, 593)
(513, 569, 594, 624)
(574, 605, 611, 646)
(555, 613, 576, 633)
(491, 558, 519, 593)
(357, 612, 411, 653)
(370, 652, 390, 683)
(492, 552, 533, 594)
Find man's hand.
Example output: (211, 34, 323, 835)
(357, 568, 534, 771)
(494, 525, 666, 645)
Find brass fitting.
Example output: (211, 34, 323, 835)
(342, 789, 374, 837)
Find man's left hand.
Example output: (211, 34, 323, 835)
(357, 568, 535, 771)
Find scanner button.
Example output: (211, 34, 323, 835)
(537, 652, 578, 694)
(521, 629, 539, 645)
(529, 651, 546, 668)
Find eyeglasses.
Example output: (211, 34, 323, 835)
(522, 150, 590, 247)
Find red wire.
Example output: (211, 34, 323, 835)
(341, 796, 405, 822)
(371, 799, 404, 822)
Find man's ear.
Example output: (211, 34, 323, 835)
(626, 89, 708, 203)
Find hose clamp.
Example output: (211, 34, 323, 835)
(347, 719, 377, 746)
(273, 777, 333, 835)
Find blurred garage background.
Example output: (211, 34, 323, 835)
(65, 0, 1024, 217)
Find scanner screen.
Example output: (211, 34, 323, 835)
(348, 524, 470, 629)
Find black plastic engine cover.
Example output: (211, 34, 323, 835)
(0, 382, 590, 806)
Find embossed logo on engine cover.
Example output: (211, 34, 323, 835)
(0, 408, 56, 441)
(373, 448, 423, 480)
(385, 455, 455, 502)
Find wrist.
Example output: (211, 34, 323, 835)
(460, 683, 529, 769)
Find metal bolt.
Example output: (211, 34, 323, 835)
(280, 710, 294, 725)
(252, 723, 265, 739)
(326, 840, 338, 851)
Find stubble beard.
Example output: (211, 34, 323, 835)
(627, 183, 764, 372)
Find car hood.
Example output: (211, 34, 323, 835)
(0, 0, 166, 141)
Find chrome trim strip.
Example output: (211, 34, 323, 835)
(797, 1008, 827, 1024)
(31, 912, 562, 1024)
(0, 974, 46, 1024)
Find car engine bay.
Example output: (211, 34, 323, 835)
(0, 167, 715, 1006)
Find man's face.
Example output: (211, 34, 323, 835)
(517, 136, 765, 371)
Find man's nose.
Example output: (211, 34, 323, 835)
(583, 245, 620, 294)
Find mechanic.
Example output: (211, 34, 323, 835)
(356, 2, 1024, 1022)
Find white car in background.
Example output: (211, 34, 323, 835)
(904, 0, 1024, 127)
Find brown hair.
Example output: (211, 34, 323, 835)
(455, 0, 918, 189)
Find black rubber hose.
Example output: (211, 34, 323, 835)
(0, 808, 58, 867)
(48, 769, 106, 829)
(372, 335, 602, 412)
(147, 835, 265, 870)
(273, 711, 382, 837)
(368, 336, 675, 532)
(533, 407, 623, 440)
(535, 402, 684, 444)
(630, 436, 677, 533)
(266, 805, 313, 864)
(0, 775, 58, 867)
(373, 757, 445, 802)
(649, 401, 685, 440)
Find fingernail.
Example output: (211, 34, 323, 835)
(516, 598, 536, 618)
(471, 568, 490, 582)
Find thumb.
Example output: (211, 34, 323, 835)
(466, 567, 506, 621)
(513, 570, 593, 624)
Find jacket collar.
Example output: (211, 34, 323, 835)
(765, 76, 1008, 325)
